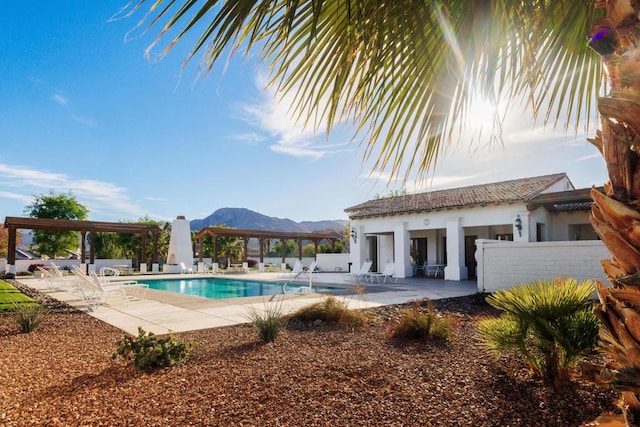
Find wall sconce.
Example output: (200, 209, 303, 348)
(514, 215, 523, 237)
(350, 227, 358, 244)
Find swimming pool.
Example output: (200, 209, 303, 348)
(144, 277, 340, 300)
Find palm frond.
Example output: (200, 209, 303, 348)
(123, 0, 604, 181)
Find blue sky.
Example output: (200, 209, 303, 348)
(0, 2, 608, 224)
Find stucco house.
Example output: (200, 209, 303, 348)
(345, 173, 602, 284)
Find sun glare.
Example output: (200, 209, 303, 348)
(466, 97, 498, 131)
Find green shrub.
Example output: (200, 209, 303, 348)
(477, 277, 600, 384)
(290, 296, 367, 328)
(112, 327, 192, 372)
(245, 301, 287, 342)
(11, 303, 49, 333)
(390, 299, 453, 340)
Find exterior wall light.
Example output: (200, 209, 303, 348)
(514, 215, 523, 237)
(350, 227, 358, 244)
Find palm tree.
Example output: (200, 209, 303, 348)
(217, 237, 244, 267)
(124, 1, 640, 422)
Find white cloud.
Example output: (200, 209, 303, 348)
(0, 163, 147, 220)
(71, 114, 97, 127)
(0, 191, 33, 204)
(227, 132, 265, 145)
(236, 71, 354, 160)
(52, 93, 69, 106)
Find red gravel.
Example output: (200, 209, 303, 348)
(0, 288, 619, 426)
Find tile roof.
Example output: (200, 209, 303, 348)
(345, 173, 569, 219)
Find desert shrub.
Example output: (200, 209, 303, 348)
(245, 301, 287, 342)
(390, 299, 453, 340)
(290, 296, 367, 328)
(477, 277, 600, 384)
(11, 302, 49, 333)
(112, 327, 192, 372)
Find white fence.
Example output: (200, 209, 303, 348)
(475, 239, 610, 293)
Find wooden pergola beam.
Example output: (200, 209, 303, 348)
(195, 227, 340, 264)
(4, 216, 162, 270)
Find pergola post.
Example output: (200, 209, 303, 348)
(88, 230, 96, 273)
(140, 232, 148, 273)
(280, 238, 286, 266)
(7, 225, 16, 274)
(243, 238, 249, 262)
(258, 237, 265, 271)
(80, 230, 87, 272)
(152, 230, 159, 273)
(297, 239, 303, 260)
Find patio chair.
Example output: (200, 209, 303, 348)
(37, 264, 79, 292)
(297, 261, 319, 280)
(180, 262, 194, 274)
(366, 262, 397, 284)
(90, 271, 149, 300)
(413, 261, 427, 276)
(284, 260, 304, 278)
(346, 260, 373, 281)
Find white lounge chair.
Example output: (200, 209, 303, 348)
(90, 271, 149, 300)
(283, 260, 304, 278)
(71, 266, 144, 307)
(366, 262, 397, 284)
(297, 261, 319, 280)
(180, 262, 194, 274)
(36, 266, 74, 291)
(347, 260, 373, 282)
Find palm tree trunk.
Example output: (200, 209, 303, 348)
(588, 2, 640, 425)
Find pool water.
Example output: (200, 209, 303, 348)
(144, 277, 339, 300)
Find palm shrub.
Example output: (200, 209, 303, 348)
(478, 278, 600, 384)
(245, 300, 287, 343)
(11, 302, 49, 333)
(112, 327, 192, 372)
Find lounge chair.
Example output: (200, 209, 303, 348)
(38, 264, 79, 292)
(283, 260, 304, 278)
(346, 260, 373, 282)
(366, 262, 397, 284)
(71, 266, 144, 307)
(297, 261, 319, 280)
(180, 262, 194, 274)
(90, 271, 149, 300)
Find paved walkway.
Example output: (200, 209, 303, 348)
(18, 272, 478, 335)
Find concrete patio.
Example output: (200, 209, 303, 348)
(17, 272, 478, 335)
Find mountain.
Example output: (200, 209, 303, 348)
(190, 208, 346, 233)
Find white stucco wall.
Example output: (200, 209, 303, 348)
(476, 239, 609, 293)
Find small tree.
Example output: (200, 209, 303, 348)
(24, 191, 89, 258)
(478, 278, 600, 384)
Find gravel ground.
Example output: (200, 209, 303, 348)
(0, 282, 620, 426)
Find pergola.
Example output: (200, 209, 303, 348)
(194, 227, 340, 264)
(3, 217, 162, 273)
